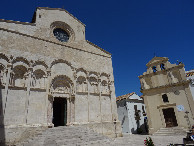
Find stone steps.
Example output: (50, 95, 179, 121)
(17, 126, 112, 146)
(154, 127, 187, 136)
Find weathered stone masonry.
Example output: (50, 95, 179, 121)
(0, 7, 122, 143)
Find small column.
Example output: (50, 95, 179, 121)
(87, 74, 90, 122)
(70, 95, 75, 124)
(109, 80, 117, 121)
(46, 69, 52, 126)
(3, 63, 12, 115)
(66, 98, 71, 125)
(25, 66, 33, 124)
(98, 75, 102, 123)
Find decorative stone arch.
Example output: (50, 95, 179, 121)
(32, 69, 47, 89)
(50, 75, 74, 95)
(0, 53, 9, 63)
(50, 59, 74, 70)
(89, 73, 99, 94)
(12, 57, 30, 66)
(33, 60, 48, 69)
(76, 68, 87, 75)
(100, 72, 109, 78)
(76, 69, 88, 93)
(50, 59, 74, 81)
(100, 73, 110, 95)
(12, 65, 28, 87)
(89, 71, 98, 77)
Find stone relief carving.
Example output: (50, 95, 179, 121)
(76, 76, 87, 93)
(89, 76, 99, 94)
(51, 75, 73, 94)
(13, 65, 27, 87)
(32, 69, 46, 89)
(101, 80, 110, 95)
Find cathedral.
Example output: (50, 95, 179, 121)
(0, 7, 122, 144)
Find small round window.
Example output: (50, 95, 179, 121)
(53, 28, 69, 42)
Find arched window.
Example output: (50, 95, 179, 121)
(160, 63, 165, 70)
(152, 66, 157, 73)
(162, 94, 169, 103)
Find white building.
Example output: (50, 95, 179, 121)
(186, 69, 194, 100)
(116, 92, 147, 134)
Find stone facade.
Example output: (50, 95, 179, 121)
(186, 69, 194, 100)
(0, 7, 121, 144)
(117, 92, 147, 134)
(139, 57, 194, 135)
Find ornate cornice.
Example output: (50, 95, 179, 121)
(141, 80, 190, 93)
(139, 64, 184, 78)
(8, 86, 27, 91)
(30, 88, 46, 92)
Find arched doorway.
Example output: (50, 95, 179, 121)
(50, 75, 73, 127)
(53, 97, 67, 127)
(162, 108, 178, 127)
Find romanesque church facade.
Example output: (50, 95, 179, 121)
(0, 7, 121, 143)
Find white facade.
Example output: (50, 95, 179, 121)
(186, 69, 194, 101)
(117, 93, 147, 134)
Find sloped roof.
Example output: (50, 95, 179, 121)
(116, 92, 135, 101)
(186, 70, 194, 77)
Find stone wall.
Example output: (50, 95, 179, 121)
(0, 7, 122, 144)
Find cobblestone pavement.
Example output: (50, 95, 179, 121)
(110, 134, 185, 146)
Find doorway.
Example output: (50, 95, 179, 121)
(162, 108, 178, 127)
(53, 97, 67, 127)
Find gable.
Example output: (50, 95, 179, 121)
(146, 57, 168, 67)
(0, 7, 111, 57)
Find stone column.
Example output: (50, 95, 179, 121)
(46, 69, 53, 126)
(3, 63, 12, 116)
(98, 76, 102, 123)
(70, 95, 75, 124)
(66, 98, 71, 125)
(87, 73, 90, 122)
(25, 66, 33, 124)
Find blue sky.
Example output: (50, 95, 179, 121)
(0, 0, 194, 96)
